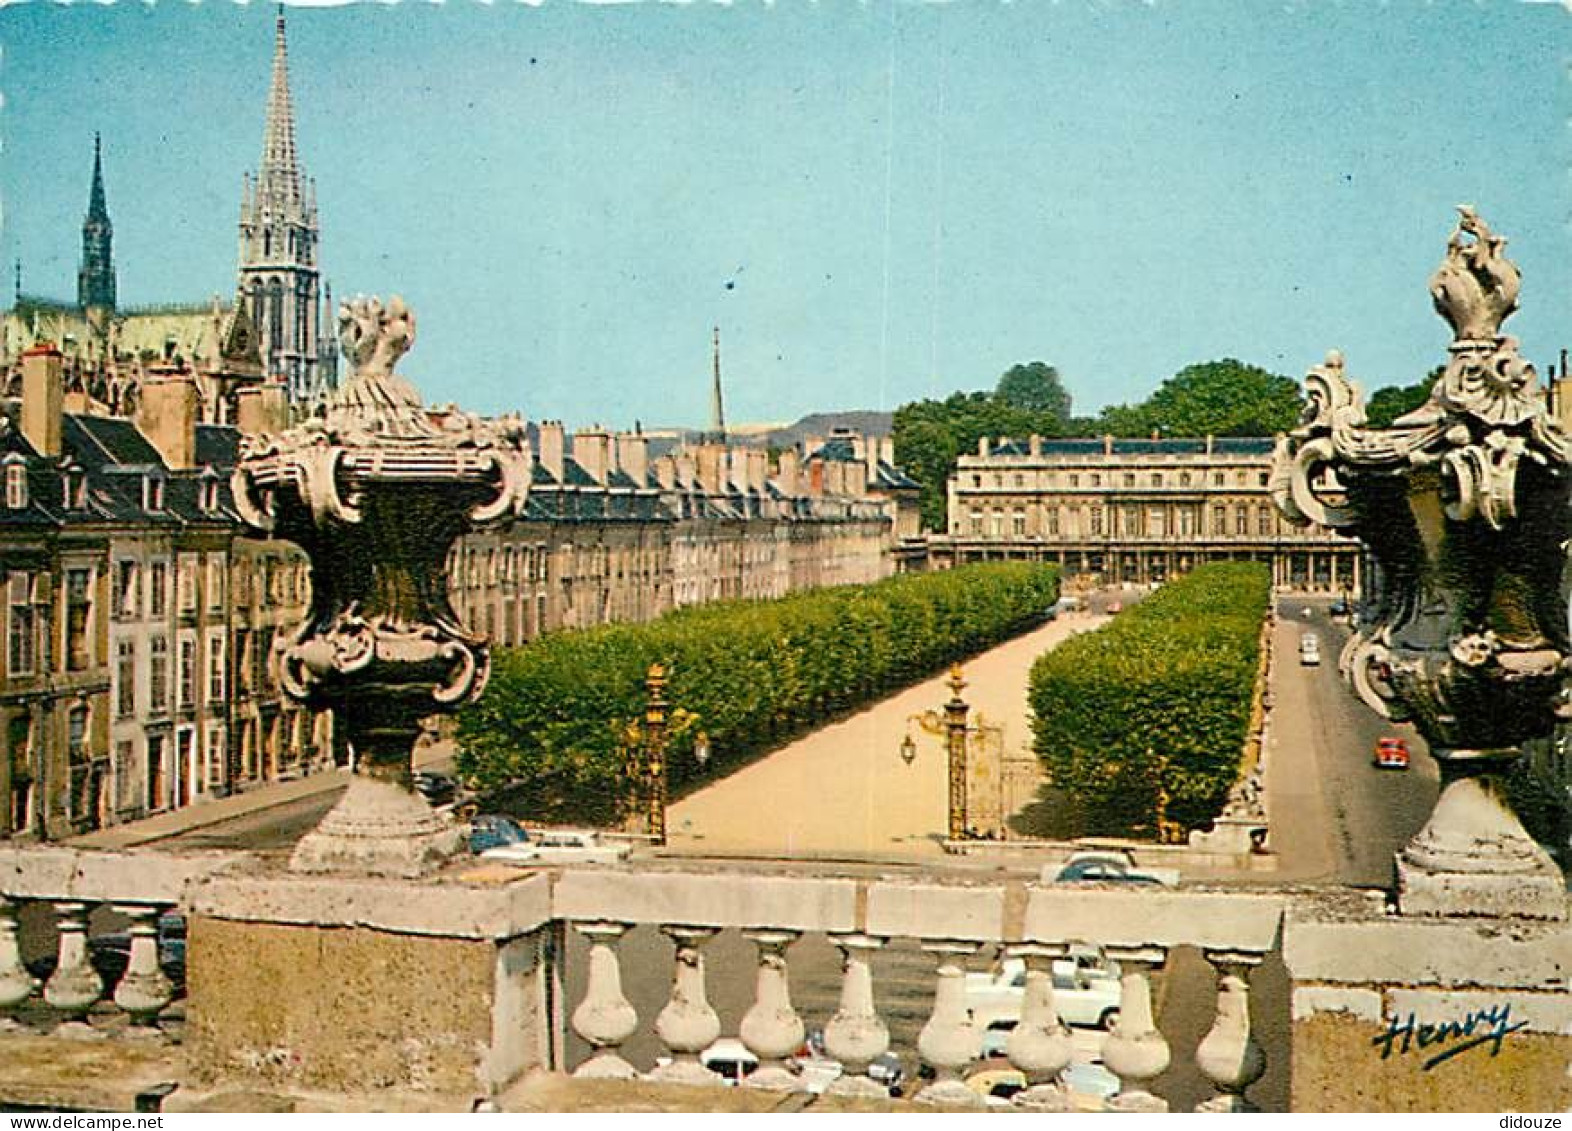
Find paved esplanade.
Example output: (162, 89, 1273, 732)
(666, 612, 1097, 858)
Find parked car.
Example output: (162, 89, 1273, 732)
(1052, 852, 1174, 887)
(1329, 597, 1351, 617)
(1300, 633, 1321, 666)
(413, 770, 458, 807)
(1061, 1059, 1122, 1109)
(1374, 736, 1411, 770)
(966, 951, 1123, 1031)
(467, 813, 530, 855)
(966, 1063, 1028, 1105)
(700, 1038, 759, 1085)
(479, 827, 631, 866)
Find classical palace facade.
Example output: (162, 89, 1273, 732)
(925, 434, 1359, 592)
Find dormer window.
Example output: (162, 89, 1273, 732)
(5, 463, 26, 510)
(199, 476, 220, 514)
(143, 475, 165, 512)
(61, 469, 85, 510)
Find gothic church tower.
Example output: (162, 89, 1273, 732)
(238, 7, 335, 406)
(77, 133, 116, 318)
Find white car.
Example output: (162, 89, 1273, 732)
(478, 828, 631, 865)
(965, 952, 1123, 1031)
(1300, 633, 1321, 666)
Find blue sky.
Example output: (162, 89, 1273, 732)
(2, 1, 1567, 429)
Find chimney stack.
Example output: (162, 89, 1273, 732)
(695, 444, 725, 494)
(20, 342, 63, 458)
(137, 368, 200, 470)
(236, 381, 289, 436)
(1029, 434, 1042, 457)
(652, 454, 677, 491)
(537, 421, 565, 482)
(775, 448, 800, 496)
(615, 431, 648, 486)
(979, 436, 991, 457)
(573, 427, 611, 486)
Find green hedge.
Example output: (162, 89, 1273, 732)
(1027, 563, 1269, 838)
(457, 562, 1060, 822)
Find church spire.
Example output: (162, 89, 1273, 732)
(258, 5, 301, 206)
(709, 325, 727, 443)
(77, 132, 116, 312)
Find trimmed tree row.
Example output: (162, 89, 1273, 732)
(457, 562, 1061, 823)
(1028, 562, 1271, 839)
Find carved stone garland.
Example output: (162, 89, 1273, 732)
(1272, 208, 1569, 919)
(233, 296, 531, 877)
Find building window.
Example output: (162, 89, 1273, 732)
(1213, 472, 1225, 486)
(1090, 506, 1105, 536)
(8, 715, 32, 833)
(143, 476, 165, 512)
(1048, 507, 1061, 537)
(5, 464, 27, 510)
(178, 556, 198, 614)
(149, 562, 168, 618)
(970, 510, 983, 536)
(1123, 473, 1136, 488)
(1257, 506, 1274, 536)
(1236, 505, 1249, 536)
(61, 471, 85, 509)
(208, 636, 226, 701)
(114, 560, 139, 619)
(1180, 471, 1192, 487)
(67, 704, 88, 765)
(1213, 505, 1227, 535)
(1151, 473, 1163, 487)
(7, 573, 35, 677)
(207, 556, 226, 610)
(1068, 474, 1079, 488)
(179, 639, 197, 710)
(205, 728, 225, 792)
(64, 568, 91, 672)
(1090, 473, 1102, 488)
(1012, 510, 1026, 537)
(149, 636, 169, 714)
(117, 640, 136, 718)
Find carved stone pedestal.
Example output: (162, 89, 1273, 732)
(1395, 776, 1565, 921)
(291, 776, 462, 879)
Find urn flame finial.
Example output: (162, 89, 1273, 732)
(1429, 205, 1521, 344)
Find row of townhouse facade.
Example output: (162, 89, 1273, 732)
(924, 433, 1359, 592)
(448, 423, 916, 646)
(3, 346, 920, 839)
(1, 345, 321, 839)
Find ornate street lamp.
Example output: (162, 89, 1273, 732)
(233, 296, 531, 877)
(899, 664, 975, 840)
(1273, 209, 1568, 919)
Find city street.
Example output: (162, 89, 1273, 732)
(1267, 598, 1440, 886)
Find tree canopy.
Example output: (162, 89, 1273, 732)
(1098, 359, 1304, 438)
(1362, 365, 1444, 429)
(996, 362, 1073, 425)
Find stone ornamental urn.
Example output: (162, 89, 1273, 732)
(1273, 208, 1569, 919)
(234, 296, 531, 877)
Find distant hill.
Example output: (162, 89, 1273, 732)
(761, 411, 892, 450)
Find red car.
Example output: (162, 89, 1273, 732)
(1374, 737, 1410, 770)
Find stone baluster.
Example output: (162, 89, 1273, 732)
(1194, 950, 1266, 1112)
(112, 905, 174, 1032)
(569, 921, 639, 1079)
(738, 929, 805, 1091)
(648, 925, 722, 1086)
(43, 901, 104, 1037)
(0, 897, 38, 1030)
(1003, 943, 1074, 1111)
(822, 933, 891, 1098)
(1100, 946, 1170, 1112)
(914, 940, 984, 1107)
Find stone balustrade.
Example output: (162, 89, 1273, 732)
(0, 846, 242, 1039)
(0, 849, 1568, 1112)
(550, 869, 1285, 1111)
